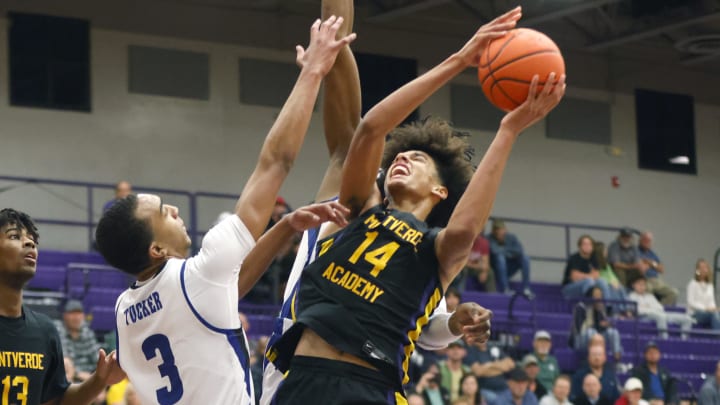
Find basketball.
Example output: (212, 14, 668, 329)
(478, 28, 565, 112)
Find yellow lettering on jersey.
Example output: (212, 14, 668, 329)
(318, 238, 334, 257)
(376, 215, 424, 247)
(0, 352, 45, 370)
(321, 262, 385, 304)
(364, 214, 381, 230)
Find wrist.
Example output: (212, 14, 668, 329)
(447, 312, 464, 337)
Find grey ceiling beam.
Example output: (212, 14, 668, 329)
(366, 0, 452, 23)
(586, 11, 720, 51)
(520, 0, 624, 27)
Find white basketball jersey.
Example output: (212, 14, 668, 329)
(116, 215, 255, 405)
(260, 221, 455, 405)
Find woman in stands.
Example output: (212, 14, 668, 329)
(686, 259, 720, 330)
(572, 286, 624, 362)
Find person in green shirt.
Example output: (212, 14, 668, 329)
(532, 330, 560, 391)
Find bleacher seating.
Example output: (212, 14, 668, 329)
(25, 249, 717, 401)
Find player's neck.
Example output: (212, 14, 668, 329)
(386, 195, 434, 221)
(0, 284, 23, 317)
(136, 260, 167, 282)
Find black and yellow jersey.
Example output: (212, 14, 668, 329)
(270, 205, 444, 389)
(0, 306, 69, 405)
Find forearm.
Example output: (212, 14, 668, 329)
(59, 375, 106, 405)
(471, 361, 507, 377)
(237, 217, 297, 298)
(439, 126, 519, 278)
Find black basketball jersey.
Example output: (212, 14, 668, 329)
(270, 205, 444, 389)
(0, 306, 69, 405)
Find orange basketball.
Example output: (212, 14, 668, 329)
(478, 28, 565, 112)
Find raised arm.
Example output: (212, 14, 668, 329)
(235, 16, 356, 240)
(316, 0, 361, 203)
(339, 7, 522, 216)
(435, 73, 566, 287)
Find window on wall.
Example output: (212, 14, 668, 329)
(356, 53, 418, 125)
(8, 12, 91, 111)
(635, 89, 696, 175)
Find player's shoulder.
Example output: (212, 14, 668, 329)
(22, 306, 60, 335)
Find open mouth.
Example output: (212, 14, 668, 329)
(389, 164, 410, 178)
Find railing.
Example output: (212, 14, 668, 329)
(715, 247, 720, 297)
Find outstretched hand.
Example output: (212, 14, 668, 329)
(94, 349, 125, 386)
(296, 15, 357, 76)
(501, 72, 566, 134)
(286, 200, 350, 232)
(456, 6, 522, 67)
(448, 302, 492, 343)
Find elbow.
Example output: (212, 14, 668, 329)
(355, 118, 384, 143)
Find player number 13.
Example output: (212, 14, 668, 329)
(1, 375, 28, 405)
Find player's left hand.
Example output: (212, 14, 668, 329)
(286, 200, 350, 232)
(94, 349, 126, 386)
(448, 302, 492, 343)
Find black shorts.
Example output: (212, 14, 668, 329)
(271, 356, 406, 405)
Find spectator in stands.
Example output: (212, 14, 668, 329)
(630, 342, 678, 405)
(571, 345, 621, 403)
(628, 276, 693, 339)
(266, 196, 292, 231)
(464, 339, 516, 403)
(445, 288, 462, 312)
(489, 367, 539, 405)
(533, 330, 560, 392)
(102, 181, 132, 213)
(699, 361, 720, 405)
(55, 299, 101, 381)
(489, 219, 532, 296)
(571, 287, 623, 362)
(615, 378, 649, 405)
(439, 339, 472, 401)
(687, 259, 720, 330)
(413, 363, 451, 405)
(453, 395, 475, 405)
(637, 232, 677, 305)
(593, 242, 630, 315)
(459, 373, 485, 405)
(574, 373, 613, 405)
(523, 354, 549, 401)
(607, 228, 648, 287)
(539, 375, 573, 405)
(464, 233, 495, 292)
(251, 335, 268, 402)
(562, 235, 612, 300)
(64, 357, 79, 383)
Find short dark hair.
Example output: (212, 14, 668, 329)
(95, 194, 153, 275)
(0, 208, 39, 243)
(381, 117, 474, 228)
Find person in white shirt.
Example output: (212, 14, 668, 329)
(539, 375, 573, 405)
(628, 276, 693, 339)
(686, 259, 720, 330)
(94, 17, 356, 405)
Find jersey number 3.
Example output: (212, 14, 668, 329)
(143, 334, 184, 405)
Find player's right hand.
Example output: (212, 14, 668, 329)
(456, 6, 522, 67)
(296, 15, 357, 76)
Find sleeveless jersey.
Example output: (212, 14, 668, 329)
(115, 215, 255, 405)
(0, 306, 69, 405)
(269, 205, 444, 389)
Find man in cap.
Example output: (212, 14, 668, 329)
(489, 367, 539, 405)
(533, 330, 560, 391)
(55, 299, 101, 381)
(630, 342, 678, 404)
(438, 339, 471, 401)
(489, 219, 533, 296)
(616, 378, 650, 405)
(522, 353, 548, 400)
(607, 227, 648, 287)
(699, 360, 720, 405)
